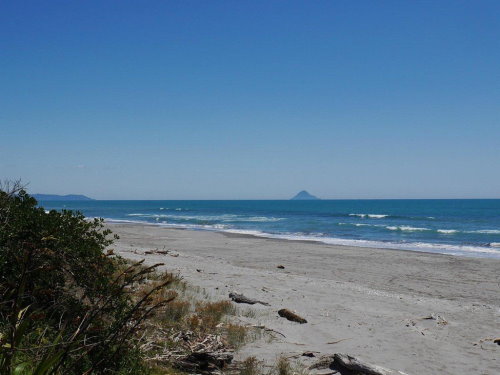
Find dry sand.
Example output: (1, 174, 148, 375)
(109, 222, 500, 375)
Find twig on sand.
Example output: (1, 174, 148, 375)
(326, 338, 351, 345)
(252, 325, 286, 338)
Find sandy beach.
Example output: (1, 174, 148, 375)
(109, 222, 500, 375)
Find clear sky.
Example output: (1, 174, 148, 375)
(1, 1, 499, 199)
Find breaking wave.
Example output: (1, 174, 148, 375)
(126, 213, 283, 223)
(349, 213, 388, 219)
(386, 226, 430, 232)
(468, 229, 500, 234)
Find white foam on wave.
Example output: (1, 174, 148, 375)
(157, 222, 230, 230)
(468, 229, 500, 234)
(437, 229, 459, 234)
(349, 213, 388, 219)
(244, 216, 283, 222)
(222, 229, 500, 258)
(339, 222, 375, 227)
(107, 218, 157, 225)
(126, 213, 283, 223)
(107, 218, 230, 231)
(104, 219, 500, 258)
(343, 223, 461, 234)
(386, 226, 430, 232)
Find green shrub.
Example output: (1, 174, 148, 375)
(0, 186, 173, 374)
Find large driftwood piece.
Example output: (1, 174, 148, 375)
(309, 355, 335, 370)
(309, 354, 409, 375)
(333, 353, 409, 375)
(278, 308, 307, 323)
(229, 292, 270, 306)
(175, 351, 233, 374)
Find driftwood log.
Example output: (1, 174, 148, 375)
(334, 353, 410, 375)
(278, 309, 307, 323)
(310, 353, 409, 375)
(229, 292, 270, 306)
(309, 355, 335, 370)
(175, 351, 233, 374)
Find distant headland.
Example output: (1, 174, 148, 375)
(290, 190, 320, 200)
(32, 194, 94, 201)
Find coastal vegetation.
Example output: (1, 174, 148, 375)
(0, 183, 259, 374)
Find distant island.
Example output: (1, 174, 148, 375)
(290, 190, 320, 200)
(33, 194, 94, 201)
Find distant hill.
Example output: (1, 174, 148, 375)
(33, 194, 94, 201)
(291, 190, 320, 200)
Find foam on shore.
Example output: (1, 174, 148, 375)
(105, 218, 500, 258)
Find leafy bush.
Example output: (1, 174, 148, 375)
(0, 185, 173, 374)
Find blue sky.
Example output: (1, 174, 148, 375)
(1, 1, 499, 199)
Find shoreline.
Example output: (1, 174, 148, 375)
(105, 218, 500, 259)
(109, 222, 500, 375)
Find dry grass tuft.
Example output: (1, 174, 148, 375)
(238, 356, 308, 375)
(225, 323, 247, 349)
(269, 356, 308, 375)
(194, 300, 236, 329)
(119, 258, 265, 373)
(239, 356, 262, 375)
(163, 299, 191, 323)
(276, 356, 293, 375)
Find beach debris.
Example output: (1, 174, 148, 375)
(197, 269, 202, 272)
(277, 265, 285, 269)
(285, 351, 320, 360)
(278, 308, 307, 323)
(309, 355, 335, 370)
(175, 351, 233, 373)
(229, 292, 270, 306)
(311, 370, 337, 375)
(333, 353, 410, 375)
(420, 313, 447, 325)
(144, 248, 171, 255)
(473, 337, 500, 348)
(326, 338, 351, 345)
(252, 324, 286, 338)
(302, 351, 318, 357)
(141, 325, 233, 374)
(310, 353, 410, 375)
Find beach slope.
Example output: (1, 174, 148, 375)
(109, 223, 500, 375)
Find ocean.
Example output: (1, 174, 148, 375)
(38, 199, 500, 258)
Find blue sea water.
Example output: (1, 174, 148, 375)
(38, 199, 500, 258)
